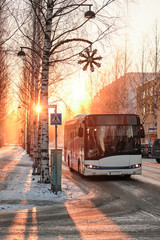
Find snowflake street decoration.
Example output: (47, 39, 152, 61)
(78, 48, 102, 72)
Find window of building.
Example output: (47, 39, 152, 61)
(143, 106, 145, 114)
(150, 87, 153, 96)
(149, 123, 153, 129)
(149, 104, 153, 113)
(143, 90, 145, 99)
(145, 104, 149, 113)
(154, 85, 157, 95)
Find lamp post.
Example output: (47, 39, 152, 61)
(72, 4, 95, 19)
(17, 47, 26, 57)
(84, 5, 95, 19)
(17, 46, 42, 58)
(18, 45, 41, 173)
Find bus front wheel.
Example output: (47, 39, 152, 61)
(156, 158, 160, 163)
(124, 174, 131, 179)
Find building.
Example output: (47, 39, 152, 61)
(90, 72, 155, 115)
(137, 76, 160, 142)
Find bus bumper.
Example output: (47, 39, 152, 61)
(84, 165, 142, 176)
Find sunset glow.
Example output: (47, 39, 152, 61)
(54, 71, 93, 120)
(6, 208, 38, 240)
(35, 105, 42, 113)
(70, 73, 91, 114)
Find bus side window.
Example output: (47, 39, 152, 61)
(78, 127, 83, 137)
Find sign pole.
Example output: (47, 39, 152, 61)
(50, 105, 62, 194)
(54, 105, 58, 194)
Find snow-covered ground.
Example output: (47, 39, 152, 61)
(2, 147, 160, 212)
(0, 147, 84, 211)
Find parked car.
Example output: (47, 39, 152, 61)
(141, 142, 152, 158)
(152, 139, 160, 163)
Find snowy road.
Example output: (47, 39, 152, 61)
(0, 147, 160, 239)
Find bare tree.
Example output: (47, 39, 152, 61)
(0, 0, 11, 146)
(91, 40, 133, 114)
(136, 37, 151, 125)
(0, 50, 10, 146)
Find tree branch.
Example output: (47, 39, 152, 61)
(50, 38, 92, 56)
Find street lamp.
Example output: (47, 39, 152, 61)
(17, 46, 41, 170)
(17, 46, 42, 58)
(84, 4, 95, 19)
(69, 3, 95, 19)
(17, 47, 26, 57)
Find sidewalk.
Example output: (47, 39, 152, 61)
(0, 147, 84, 212)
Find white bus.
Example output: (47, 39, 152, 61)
(64, 114, 145, 177)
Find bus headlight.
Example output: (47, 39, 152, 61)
(131, 164, 141, 168)
(85, 164, 99, 169)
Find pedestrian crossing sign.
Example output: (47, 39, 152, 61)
(50, 113, 62, 125)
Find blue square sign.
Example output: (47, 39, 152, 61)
(50, 113, 62, 125)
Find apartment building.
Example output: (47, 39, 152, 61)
(90, 72, 159, 142)
(137, 77, 160, 142)
(90, 72, 155, 115)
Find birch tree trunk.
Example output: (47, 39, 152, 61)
(40, 0, 53, 182)
(37, 116, 42, 175)
(32, 0, 42, 175)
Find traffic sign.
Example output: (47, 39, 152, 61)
(50, 113, 62, 125)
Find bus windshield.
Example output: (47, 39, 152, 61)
(86, 125, 141, 160)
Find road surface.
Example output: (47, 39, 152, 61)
(0, 147, 160, 239)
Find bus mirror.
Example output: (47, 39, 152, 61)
(78, 127, 83, 137)
(139, 124, 145, 138)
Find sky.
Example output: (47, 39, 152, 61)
(127, 0, 160, 51)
